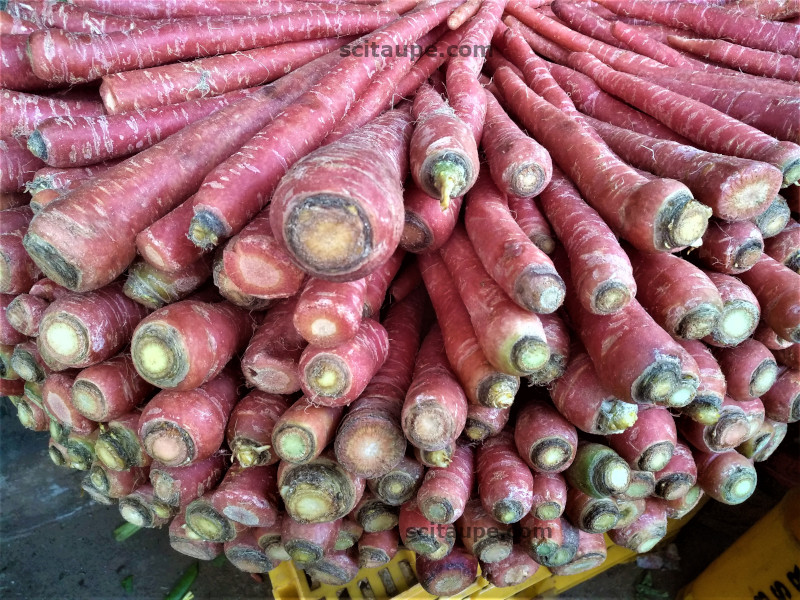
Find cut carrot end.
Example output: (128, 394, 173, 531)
(676, 303, 722, 340)
(598, 399, 638, 434)
(187, 214, 223, 250)
(750, 361, 778, 397)
(638, 441, 674, 473)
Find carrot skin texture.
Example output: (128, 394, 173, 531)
(698, 220, 765, 277)
(538, 170, 636, 315)
(131, 300, 255, 390)
(529, 473, 568, 521)
(608, 406, 677, 473)
(272, 398, 343, 464)
(0, 207, 41, 294)
(70, 354, 153, 422)
(0, 89, 104, 140)
(123, 258, 212, 311)
(210, 464, 279, 528)
(358, 529, 399, 568)
(361, 249, 404, 318)
(764, 219, 800, 273)
(42, 372, 96, 435)
(0, 34, 53, 92)
(28, 11, 396, 84)
(476, 431, 534, 524)
(99, 37, 351, 113)
(0, 137, 45, 194)
(693, 449, 758, 505)
(298, 318, 389, 407)
(137, 368, 241, 467)
(226, 391, 289, 468)
(37, 282, 149, 369)
(241, 297, 307, 395)
(89, 463, 149, 499)
(677, 339, 727, 417)
(457, 499, 513, 563)
(282, 517, 341, 565)
(398, 499, 456, 559)
(293, 277, 368, 349)
(224, 529, 278, 573)
(518, 514, 579, 567)
(415, 546, 479, 596)
(150, 453, 227, 508)
(135, 201, 205, 274)
(514, 396, 578, 474)
(0, 294, 28, 346)
(400, 183, 464, 254)
(761, 368, 800, 423)
(608, 498, 668, 554)
(481, 545, 539, 588)
(715, 339, 779, 401)
(506, 195, 554, 255)
(653, 442, 697, 501)
(417, 444, 474, 525)
(738, 254, 800, 343)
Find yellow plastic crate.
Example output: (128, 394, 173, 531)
(270, 504, 701, 600)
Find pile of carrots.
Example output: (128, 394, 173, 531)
(1, 0, 799, 595)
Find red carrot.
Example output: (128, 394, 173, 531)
(514, 394, 578, 473)
(131, 299, 255, 390)
(211, 463, 279, 528)
(527, 472, 568, 521)
(0, 136, 45, 193)
(587, 117, 783, 222)
(293, 277, 368, 348)
(716, 339, 780, 401)
(137, 368, 241, 467)
(519, 514, 579, 567)
(184, 492, 246, 543)
(15, 394, 49, 431)
(361, 249, 404, 317)
(677, 339, 727, 424)
(118, 484, 174, 528)
(123, 258, 211, 311)
(0, 205, 41, 294)
(457, 499, 513, 563)
(609, 20, 689, 66)
(415, 546, 479, 596)
(282, 516, 341, 565)
(563, 487, 620, 534)
(37, 282, 148, 369)
(0, 294, 27, 346)
(224, 529, 278, 574)
(358, 529, 398, 569)
(99, 37, 351, 113)
(550, 0, 628, 49)
(271, 398, 343, 464)
(506, 195, 554, 255)
(694, 448, 758, 505)
(539, 170, 637, 315)
(0, 89, 104, 140)
(680, 395, 752, 454)
(135, 201, 205, 274)
(241, 297, 307, 395)
(88, 462, 149, 499)
(417, 443, 473, 525)
(481, 545, 539, 588)
(304, 549, 360, 586)
(0, 34, 51, 92)
(400, 182, 464, 253)
(225, 391, 288, 468)
(70, 354, 153, 423)
(738, 254, 800, 342)
(367, 455, 424, 507)
(398, 499, 456, 559)
(26, 161, 122, 196)
(211, 251, 267, 309)
(9, 341, 55, 384)
(476, 431, 534, 524)
(334, 288, 426, 479)
(23, 56, 331, 293)
(150, 452, 227, 508)
(697, 221, 764, 279)
(186, 1, 460, 248)
(42, 371, 96, 435)
(653, 441, 697, 500)
(550, 530, 607, 576)
(28, 11, 395, 84)
(93, 410, 151, 470)
(596, 0, 799, 57)
(609, 498, 668, 554)
(754, 195, 792, 239)
(761, 367, 800, 422)
(255, 515, 293, 562)
(754, 321, 793, 351)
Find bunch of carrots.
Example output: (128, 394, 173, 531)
(1, 0, 799, 595)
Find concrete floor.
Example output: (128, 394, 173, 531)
(0, 399, 786, 599)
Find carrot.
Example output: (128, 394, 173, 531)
(739, 254, 800, 342)
(481, 545, 539, 588)
(476, 430, 534, 524)
(609, 20, 690, 66)
(137, 368, 241, 467)
(608, 498, 668, 554)
(134, 201, 206, 275)
(696, 220, 765, 276)
(13, 393, 44, 431)
(277, 449, 366, 523)
(725, 0, 800, 20)
(122, 258, 210, 311)
(298, 318, 389, 406)
(368, 455, 424, 507)
(118, 484, 174, 528)
(464, 171, 565, 314)
(150, 452, 227, 508)
(304, 549, 360, 586)
(514, 394, 578, 473)
(538, 170, 636, 315)
(415, 546, 479, 596)
(0, 294, 27, 347)
(418, 251, 519, 407)
(526, 472, 568, 521)
(87, 462, 148, 499)
(506, 195, 555, 255)
(28, 10, 395, 84)
(210, 463, 280, 528)
(70, 354, 153, 423)
(761, 367, 800, 422)
(550, 0, 628, 48)
(42, 371, 96, 435)
(620, 470, 657, 500)
(0, 33, 51, 92)
(677, 339, 726, 425)
(754, 195, 792, 239)
(335, 288, 426, 479)
(358, 529, 399, 569)
(0, 89, 104, 140)
(9, 341, 56, 384)
(398, 499, 455, 559)
(0, 137, 44, 194)
(457, 499, 513, 564)
(417, 443, 473, 524)
(716, 339, 780, 401)
(694, 448, 758, 505)
(393, 26, 466, 99)
(282, 517, 341, 565)
(565, 441, 631, 498)
(241, 297, 307, 395)
(595, 0, 800, 57)
(568, 52, 800, 186)
(352, 491, 399, 533)
(225, 529, 278, 574)
(186, 1, 460, 248)
(183, 493, 245, 543)
(587, 117, 782, 222)
(774, 344, 800, 370)
(99, 37, 351, 113)
(1, 205, 41, 294)
(255, 515, 294, 561)
(552, 350, 639, 435)
(67, 0, 386, 18)
(754, 321, 793, 351)
(293, 277, 368, 349)
(553, 531, 608, 575)
(361, 249, 405, 318)
(225, 391, 289, 468)
(738, 396, 768, 440)
(26, 161, 122, 197)
(563, 487, 621, 534)
(48, 438, 71, 468)
(271, 398, 343, 465)
(680, 394, 752, 454)
(493, 66, 710, 253)
(416, 443, 457, 469)
(519, 515, 579, 568)
(131, 299, 255, 390)
(447, 0, 481, 29)
(400, 183, 464, 253)
(653, 441, 697, 500)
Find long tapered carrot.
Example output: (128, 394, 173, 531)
(0, 89, 105, 140)
(738, 254, 800, 342)
(696, 220, 765, 275)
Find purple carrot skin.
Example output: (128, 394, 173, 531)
(761, 368, 800, 423)
(754, 196, 792, 239)
(0, 206, 41, 294)
(400, 183, 465, 254)
(567, 53, 800, 187)
(514, 395, 578, 474)
(774, 345, 800, 370)
(415, 546, 479, 597)
(0, 34, 53, 92)
(70, 354, 154, 423)
(368, 456, 424, 506)
(628, 247, 723, 340)
(392, 26, 464, 100)
(754, 321, 793, 351)
(27, 10, 396, 84)
(739, 254, 800, 342)
(224, 529, 278, 574)
(608, 20, 689, 66)
(293, 277, 367, 349)
(187, 2, 460, 249)
(241, 297, 307, 395)
(586, 118, 782, 222)
(30, 88, 258, 168)
(210, 464, 280, 528)
(481, 545, 539, 588)
(136, 368, 241, 467)
(552, 351, 639, 436)
(3, 294, 47, 335)
(415, 442, 457, 469)
(277, 450, 366, 523)
(93, 410, 151, 471)
(476, 431, 534, 524)
(668, 34, 800, 82)
(99, 37, 352, 113)
(694, 449, 758, 505)
(23, 57, 334, 294)
(715, 339, 779, 401)
(750, 418, 789, 462)
(136, 201, 205, 274)
(271, 107, 412, 282)
(10, 341, 56, 383)
(529, 473, 568, 521)
(42, 372, 96, 435)
(518, 514, 579, 567)
(398, 499, 456, 559)
(131, 300, 254, 390)
(118, 484, 175, 528)
(564, 487, 621, 534)
(507, 195, 555, 255)
(457, 499, 513, 564)
(334, 288, 425, 478)
(37, 282, 148, 370)
(16, 395, 49, 432)
(679, 395, 752, 454)
(539, 170, 637, 315)
(464, 171, 565, 314)
(298, 318, 389, 406)
(0, 89, 104, 140)
(493, 66, 711, 253)
(123, 258, 211, 311)
(0, 294, 27, 346)
(481, 88, 552, 198)
(408, 82, 480, 210)
(677, 340, 726, 425)
(358, 529, 398, 569)
(361, 249, 404, 318)
(226, 391, 289, 468)
(282, 516, 341, 565)
(703, 271, 761, 347)
(698, 220, 766, 276)
(0, 137, 45, 194)
(527, 312, 570, 386)
(88, 463, 149, 499)
(271, 398, 343, 464)
(441, 225, 551, 376)
(63, 0, 388, 18)
(609, 498, 668, 554)
(653, 441, 697, 501)
(402, 324, 469, 451)
(150, 452, 228, 508)
(13, 2, 155, 34)
(595, 0, 799, 57)
(417, 443, 474, 525)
